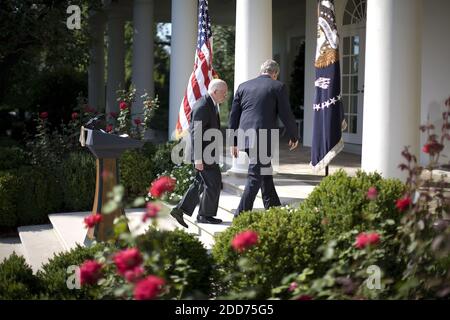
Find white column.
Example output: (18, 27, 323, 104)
(106, 8, 125, 115)
(228, 0, 273, 175)
(233, 0, 272, 91)
(361, 0, 422, 180)
(168, 0, 197, 139)
(88, 13, 105, 112)
(132, 0, 154, 120)
(302, 0, 317, 147)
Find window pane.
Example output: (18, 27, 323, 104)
(343, 57, 350, 74)
(343, 95, 350, 114)
(351, 76, 358, 93)
(343, 76, 350, 94)
(352, 36, 360, 55)
(351, 95, 358, 113)
(350, 116, 357, 133)
(346, 0, 356, 17)
(344, 37, 350, 55)
(351, 55, 359, 73)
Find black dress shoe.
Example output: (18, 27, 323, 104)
(170, 207, 188, 228)
(196, 216, 222, 224)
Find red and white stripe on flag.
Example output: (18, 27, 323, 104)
(175, 0, 216, 137)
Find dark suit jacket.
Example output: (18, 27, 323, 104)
(229, 75, 299, 152)
(189, 94, 221, 164)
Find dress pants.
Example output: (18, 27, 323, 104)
(177, 163, 221, 217)
(235, 150, 281, 216)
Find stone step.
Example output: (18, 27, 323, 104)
(183, 206, 234, 250)
(221, 173, 314, 207)
(218, 189, 265, 213)
(18, 224, 65, 273)
(0, 237, 25, 264)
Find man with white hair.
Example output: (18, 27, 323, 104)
(170, 79, 228, 228)
(229, 59, 299, 217)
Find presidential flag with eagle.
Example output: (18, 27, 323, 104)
(311, 0, 347, 172)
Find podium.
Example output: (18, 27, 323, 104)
(80, 128, 144, 242)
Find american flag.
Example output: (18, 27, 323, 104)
(175, 0, 216, 136)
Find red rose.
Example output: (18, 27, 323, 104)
(422, 141, 444, 156)
(366, 186, 378, 200)
(83, 213, 102, 228)
(134, 118, 142, 126)
(124, 266, 145, 283)
(231, 230, 259, 252)
(39, 112, 48, 119)
(134, 275, 165, 300)
(71, 112, 79, 120)
(79, 260, 103, 286)
(367, 233, 380, 245)
(109, 112, 118, 118)
(149, 176, 176, 198)
(396, 196, 412, 212)
(113, 248, 143, 276)
(355, 233, 369, 249)
(119, 101, 128, 111)
(297, 295, 313, 300)
(355, 232, 381, 249)
(106, 124, 113, 133)
(142, 202, 161, 222)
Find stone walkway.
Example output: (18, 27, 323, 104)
(222, 135, 362, 178)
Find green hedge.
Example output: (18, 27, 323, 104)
(0, 141, 179, 228)
(212, 171, 406, 298)
(37, 244, 104, 299)
(300, 170, 405, 242)
(0, 252, 41, 299)
(0, 166, 63, 228)
(119, 141, 178, 201)
(120, 148, 154, 200)
(150, 141, 178, 178)
(0, 171, 20, 227)
(60, 152, 95, 211)
(0, 146, 29, 171)
(15, 166, 63, 226)
(137, 228, 214, 298)
(212, 207, 324, 298)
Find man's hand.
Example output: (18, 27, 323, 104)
(288, 139, 299, 151)
(230, 146, 239, 158)
(195, 162, 204, 171)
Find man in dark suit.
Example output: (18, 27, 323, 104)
(229, 60, 299, 216)
(170, 79, 228, 228)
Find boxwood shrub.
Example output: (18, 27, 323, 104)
(137, 228, 214, 298)
(212, 207, 324, 298)
(60, 152, 95, 211)
(37, 244, 105, 299)
(300, 170, 405, 242)
(0, 252, 41, 299)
